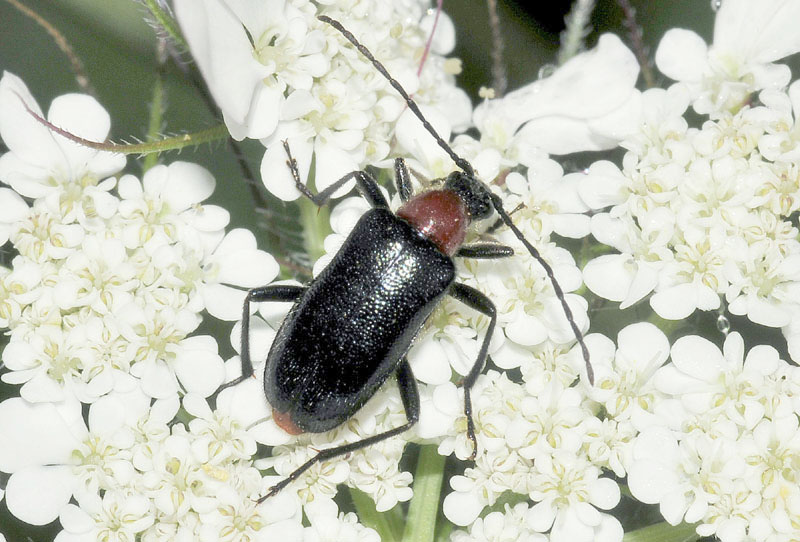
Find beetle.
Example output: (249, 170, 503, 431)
(220, 14, 593, 501)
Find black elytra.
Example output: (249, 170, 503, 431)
(220, 15, 594, 502)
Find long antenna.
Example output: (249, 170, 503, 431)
(318, 15, 474, 176)
(491, 196, 593, 383)
(318, 15, 593, 384)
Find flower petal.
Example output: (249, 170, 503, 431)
(6, 466, 75, 525)
(0, 398, 85, 472)
(655, 29, 709, 83)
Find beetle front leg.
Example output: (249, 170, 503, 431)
(282, 141, 389, 209)
(449, 282, 497, 461)
(217, 285, 307, 393)
(456, 243, 514, 259)
(258, 359, 420, 502)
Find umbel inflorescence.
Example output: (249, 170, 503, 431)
(0, 1, 799, 542)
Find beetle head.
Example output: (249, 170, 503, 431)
(444, 171, 493, 221)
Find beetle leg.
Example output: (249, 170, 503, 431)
(395, 157, 413, 202)
(259, 359, 420, 502)
(282, 141, 389, 209)
(456, 243, 514, 259)
(217, 285, 308, 393)
(449, 282, 497, 461)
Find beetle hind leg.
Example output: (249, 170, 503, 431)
(257, 359, 420, 502)
(216, 285, 307, 394)
(449, 282, 497, 461)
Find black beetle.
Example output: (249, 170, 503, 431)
(221, 15, 593, 501)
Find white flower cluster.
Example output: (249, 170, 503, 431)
(174, 0, 470, 199)
(450, 502, 547, 542)
(580, 0, 800, 363)
(5, 0, 800, 540)
(259, 391, 413, 512)
(628, 332, 800, 542)
(0, 73, 383, 540)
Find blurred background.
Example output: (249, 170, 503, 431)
(0, 1, 714, 540)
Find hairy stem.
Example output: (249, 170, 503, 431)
(142, 0, 187, 50)
(557, 0, 596, 65)
(616, 0, 656, 88)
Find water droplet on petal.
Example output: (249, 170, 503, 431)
(538, 63, 556, 79)
(716, 313, 730, 335)
(710, 0, 722, 11)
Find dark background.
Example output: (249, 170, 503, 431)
(0, 1, 714, 541)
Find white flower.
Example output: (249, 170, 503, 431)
(58, 491, 154, 542)
(581, 417, 636, 478)
(119, 304, 224, 399)
(0, 71, 125, 198)
(11, 201, 86, 263)
(501, 161, 591, 241)
(584, 323, 669, 430)
(0, 392, 161, 526)
(0, 397, 85, 525)
(450, 502, 549, 542)
(140, 432, 212, 517)
(527, 453, 621, 542)
(256, 385, 410, 507)
(628, 427, 745, 526)
(471, 237, 588, 349)
(443, 451, 523, 527)
(472, 33, 640, 161)
(172, 0, 287, 140)
(758, 80, 800, 162)
(303, 498, 380, 542)
(52, 235, 138, 315)
(0, 188, 28, 246)
(440, 369, 615, 540)
(656, 333, 779, 431)
(199, 228, 280, 321)
(117, 162, 228, 253)
(1, 325, 91, 403)
(184, 393, 257, 464)
(409, 296, 491, 382)
(347, 447, 413, 512)
(655, 0, 800, 114)
(197, 485, 304, 542)
(506, 382, 586, 460)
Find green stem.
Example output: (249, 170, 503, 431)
(143, 74, 165, 172)
(298, 197, 331, 263)
(403, 445, 446, 542)
(15, 96, 229, 155)
(350, 488, 403, 542)
(143, 0, 188, 50)
(623, 521, 699, 542)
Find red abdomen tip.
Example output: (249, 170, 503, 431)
(273, 408, 304, 435)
